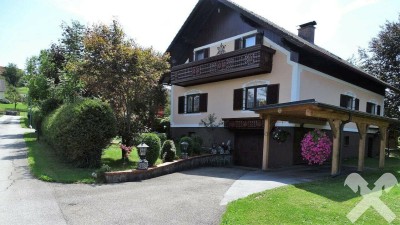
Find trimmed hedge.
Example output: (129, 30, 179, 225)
(41, 99, 117, 168)
(161, 140, 176, 162)
(40, 98, 63, 116)
(138, 133, 161, 167)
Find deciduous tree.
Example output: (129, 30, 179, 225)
(81, 20, 170, 158)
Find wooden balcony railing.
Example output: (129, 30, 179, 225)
(171, 45, 275, 86)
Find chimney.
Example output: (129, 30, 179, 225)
(298, 21, 317, 44)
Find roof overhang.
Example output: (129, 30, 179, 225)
(252, 99, 400, 128)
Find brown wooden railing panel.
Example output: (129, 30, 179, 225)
(171, 45, 275, 86)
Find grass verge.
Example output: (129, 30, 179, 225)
(221, 157, 400, 225)
(25, 132, 163, 183)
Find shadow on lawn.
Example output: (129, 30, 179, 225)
(292, 158, 400, 202)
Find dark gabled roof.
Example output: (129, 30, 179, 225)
(165, 0, 399, 93)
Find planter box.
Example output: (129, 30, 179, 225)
(105, 154, 232, 183)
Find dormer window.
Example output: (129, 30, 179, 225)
(194, 48, 209, 61)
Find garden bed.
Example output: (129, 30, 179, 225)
(105, 154, 232, 183)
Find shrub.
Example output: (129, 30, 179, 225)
(139, 133, 161, 167)
(40, 98, 63, 116)
(41, 99, 117, 168)
(157, 133, 167, 146)
(179, 136, 194, 156)
(30, 107, 44, 130)
(161, 140, 176, 162)
(192, 135, 203, 155)
(94, 164, 111, 183)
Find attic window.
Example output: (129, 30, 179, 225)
(244, 36, 256, 48)
(235, 33, 263, 50)
(194, 48, 209, 61)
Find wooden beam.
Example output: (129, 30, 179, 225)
(262, 115, 274, 171)
(379, 126, 388, 169)
(352, 117, 389, 128)
(328, 119, 338, 138)
(306, 109, 349, 121)
(329, 119, 342, 175)
(356, 123, 368, 172)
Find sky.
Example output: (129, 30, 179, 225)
(0, 0, 399, 69)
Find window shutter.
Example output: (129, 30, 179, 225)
(267, 84, 279, 105)
(233, 88, 243, 110)
(340, 94, 347, 108)
(204, 48, 209, 59)
(178, 96, 185, 114)
(234, 38, 242, 50)
(377, 105, 381, 116)
(199, 93, 208, 112)
(354, 98, 360, 111)
(256, 32, 263, 45)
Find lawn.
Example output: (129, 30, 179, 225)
(221, 157, 400, 225)
(24, 132, 163, 183)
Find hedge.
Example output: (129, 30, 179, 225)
(41, 99, 117, 168)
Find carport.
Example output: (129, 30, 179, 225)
(253, 99, 399, 176)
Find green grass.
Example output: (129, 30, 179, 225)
(24, 133, 163, 183)
(221, 157, 400, 225)
(25, 132, 95, 183)
(0, 102, 28, 114)
(17, 87, 29, 95)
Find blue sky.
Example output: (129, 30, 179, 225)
(0, 0, 399, 69)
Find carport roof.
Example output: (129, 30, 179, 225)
(252, 99, 400, 127)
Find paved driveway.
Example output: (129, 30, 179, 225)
(0, 115, 330, 225)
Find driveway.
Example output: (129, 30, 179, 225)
(0, 115, 329, 225)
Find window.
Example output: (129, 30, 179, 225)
(178, 93, 208, 114)
(234, 84, 279, 110)
(194, 48, 209, 61)
(366, 102, 376, 114)
(234, 33, 263, 50)
(340, 94, 359, 110)
(244, 36, 256, 48)
(366, 102, 381, 115)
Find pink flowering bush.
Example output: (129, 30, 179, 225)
(301, 129, 332, 165)
(120, 144, 133, 158)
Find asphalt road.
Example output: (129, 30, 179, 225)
(0, 115, 248, 225)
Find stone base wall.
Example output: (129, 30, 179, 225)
(105, 154, 232, 183)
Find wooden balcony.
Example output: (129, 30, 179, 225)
(171, 45, 276, 87)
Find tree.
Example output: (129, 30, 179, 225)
(350, 15, 400, 118)
(5, 86, 20, 110)
(2, 63, 24, 87)
(80, 20, 170, 158)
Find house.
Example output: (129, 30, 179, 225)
(161, 0, 399, 175)
(0, 66, 6, 99)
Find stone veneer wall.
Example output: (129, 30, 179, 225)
(105, 154, 232, 183)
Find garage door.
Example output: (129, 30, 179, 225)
(234, 131, 263, 168)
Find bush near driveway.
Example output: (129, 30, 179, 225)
(161, 140, 176, 162)
(41, 99, 117, 168)
(137, 133, 161, 167)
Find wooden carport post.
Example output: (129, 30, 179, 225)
(379, 126, 388, 169)
(356, 123, 368, 172)
(328, 119, 342, 176)
(262, 115, 275, 171)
